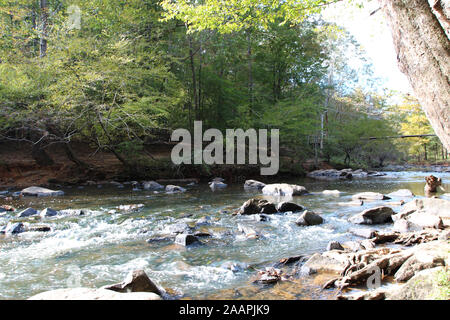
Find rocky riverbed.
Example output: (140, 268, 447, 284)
(0, 171, 449, 300)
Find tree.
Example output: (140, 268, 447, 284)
(161, 0, 450, 152)
(376, 0, 449, 152)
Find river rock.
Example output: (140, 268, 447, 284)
(394, 254, 445, 283)
(17, 207, 38, 218)
(302, 252, 348, 274)
(142, 181, 164, 191)
(21, 186, 64, 197)
(116, 204, 144, 212)
(387, 189, 414, 197)
(323, 190, 341, 196)
(387, 267, 447, 300)
(1, 222, 25, 235)
(209, 181, 227, 190)
(40, 208, 59, 217)
(295, 210, 323, 226)
(352, 192, 390, 201)
(349, 227, 377, 239)
(25, 224, 51, 232)
(338, 200, 363, 206)
(262, 184, 308, 197)
(244, 180, 266, 190)
(103, 270, 162, 296)
(349, 206, 394, 225)
(196, 216, 211, 226)
(394, 198, 450, 228)
(237, 199, 277, 215)
(28, 288, 162, 300)
(276, 202, 303, 213)
(165, 185, 186, 193)
(163, 222, 193, 235)
(237, 224, 260, 239)
(175, 234, 199, 246)
(307, 169, 353, 180)
(327, 241, 344, 251)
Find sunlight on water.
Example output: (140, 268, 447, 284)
(0, 171, 449, 299)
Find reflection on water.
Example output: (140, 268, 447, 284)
(0, 171, 449, 299)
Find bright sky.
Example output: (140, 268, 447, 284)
(322, 1, 413, 94)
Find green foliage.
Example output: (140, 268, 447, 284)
(0, 0, 437, 174)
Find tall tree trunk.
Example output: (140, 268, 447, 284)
(378, 0, 450, 152)
(39, 0, 48, 58)
(247, 30, 254, 115)
(187, 33, 199, 122)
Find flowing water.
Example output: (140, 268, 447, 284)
(0, 171, 449, 300)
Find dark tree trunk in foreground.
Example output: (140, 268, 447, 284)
(378, 0, 450, 152)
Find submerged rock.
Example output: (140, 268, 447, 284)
(352, 192, 390, 201)
(21, 186, 64, 197)
(103, 270, 162, 296)
(244, 180, 266, 190)
(323, 190, 341, 196)
(142, 181, 164, 191)
(295, 210, 323, 226)
(28, 288, 162, 300)
(338, 200, 364, 207)
(349, 206, 394, 225)
(262, 184, 308, 197)
(387, 189, 414, 197)
(165, 185, 187, 193)
(237, 224, 260, 239)
(116, 204, 144, 212)
(209, 181, 227, 190)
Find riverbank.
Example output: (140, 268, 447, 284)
(2, 141, 449, 190)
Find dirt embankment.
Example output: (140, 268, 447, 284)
(0, 141, 126, 188)
(1, 141, 315, 188)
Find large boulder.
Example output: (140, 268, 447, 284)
(295, 210, 323, 226)
(387, 267, 448, 300)
(237, 198, 278, 215)
(28, 288, 162, 300)
(244, 180, 266, 190)
(102, 270, 162, 296)
(262, 184, 308, 197)
(352, 192, 390, 201)
(21, 186, 64, 197)
(349, 206, 395, 225)
(276, 202, 303, 213)
(393, 198, 450, 228)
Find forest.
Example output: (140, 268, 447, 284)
(0, 0, 447, 179)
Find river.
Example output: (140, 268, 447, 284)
(0, 171, 449, 300)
